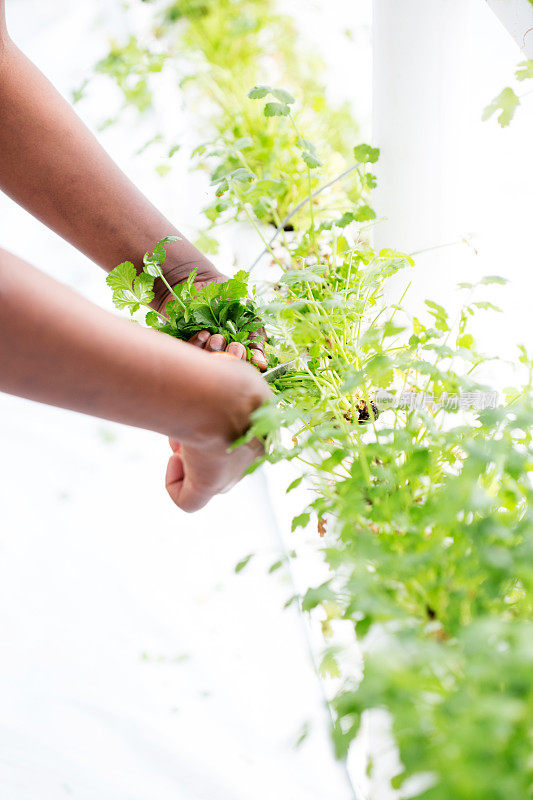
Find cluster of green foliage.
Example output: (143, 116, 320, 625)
(82, 0, 364, 251)
(107, 237, 263, 355)
(97, 3, 533, 797)
(236, 131, 533, 796)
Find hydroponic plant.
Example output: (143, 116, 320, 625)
(96, 3, 533, 798)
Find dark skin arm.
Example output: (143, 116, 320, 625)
(0, 4, 270, 510)
(0, 247, 270, 512)
(0, 3, 267, 368)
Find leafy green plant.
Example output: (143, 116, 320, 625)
(107, 122, 533, 794)
(81, 0, 364, 249)
(107, 237, 263, 356)
(96, 5, 533, 796)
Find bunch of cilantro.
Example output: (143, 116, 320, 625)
(106, 237, 265, 359)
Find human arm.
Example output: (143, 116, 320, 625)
(0, 9, 267, 367)
(0, 247, 270, 511)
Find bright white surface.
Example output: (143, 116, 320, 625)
(0, 404, 352, 800)
(374, 0, 533, 388)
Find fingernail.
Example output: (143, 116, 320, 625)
(227, 342, 245, 358)
(249, 341, 265, 354)
(253, 353, 268, 371)
(209, 334, 225, 351)
(197, 330, 210, 343)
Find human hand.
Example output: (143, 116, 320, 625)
(187, 329, 268, 370)
(165, 355, 270, 512)
(154, 272, 268, 371)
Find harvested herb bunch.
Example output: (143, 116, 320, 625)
(106, 237, 265, 360)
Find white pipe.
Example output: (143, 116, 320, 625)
(372, 0, 531, 312)
(485, 0, 533, 56)
(372, 0, 455, 257)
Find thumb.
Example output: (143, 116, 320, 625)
(165, 452, 212, 513)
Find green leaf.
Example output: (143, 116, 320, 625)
(336, 212, 354, 228)
(134, 273, 155, 305)
(279, 267, 325, 285)
(235, 554, 254, 573)
(292, 512, 311, 531)
(144, 236, 180, 277)
(264, 101, 290, 117)
(457, 333, 474, 349)
(472, 301, 502, 313)
(353, 143, 380, 163)
(248, 85, 271, 99)
(106, 261, 152, 315)
(143, 259, 162, 278)
(319, 651, 341, 679)
(231, 167, 254, 183)
(425, 300, 448, 317)
(480, 275, 508, 285)
(482, 87, 520, 127)
(302, 150, 322, 169)
(215, 179, 229, 197)
(341, 369, 364, 392)
(301, 581, 334, 612)
(354, 204, 376, 222)
(516, 60, 533, 81)
(145, 311, 160, 328)
(286, 475, 304, 493)
(253, 196, 274, 218)
(106, 261, 137, 294)
(271, 88, 295, 104)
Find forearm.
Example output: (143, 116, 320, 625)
(0, 33, 220, 305)
(0, 248, 258, 442)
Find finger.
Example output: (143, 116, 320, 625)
(166, 459, 214, 513)
(226, 341, 247, 360)
(188, 331, 210, 348)
(206, 333, 227, 352)
(250, 348, 268, 371)
(168, 437, 181, 453)
(172, 474, 214, 513)
(165, 451, 185, 505)
(248, 329, 266, 351)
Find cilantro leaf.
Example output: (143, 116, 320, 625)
(248, 85, 271, 99)
(353, 143, 380, 163)
(107, 257, 159, 316)
(354, 204, 376, 222)
(302, 150, 322, 169)
(271, 88, 295, 104)
(134, 273, 155, 306)
(230, 167, 254, 183)
(106, 261, 137, 294)
(482, 87, 520, 127)
(264, 101, 290, 117)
